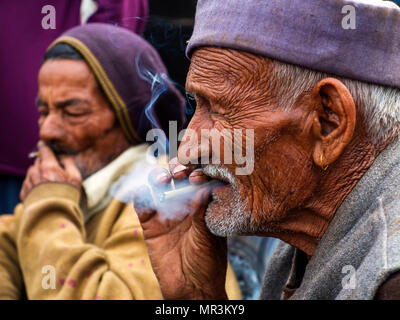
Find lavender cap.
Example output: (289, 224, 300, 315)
(187, 0, 400, 89)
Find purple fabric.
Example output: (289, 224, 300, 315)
(54, 23, 186, 144)
(187, 0, 400, 90)
(88, 0, 148, 35)
(0, 0, 148, 177)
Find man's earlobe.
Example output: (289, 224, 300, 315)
(311, 78, 356, 169)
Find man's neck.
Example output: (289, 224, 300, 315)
(271, 133, 390, 257)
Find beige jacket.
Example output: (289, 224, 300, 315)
(0, 145, 241, 300)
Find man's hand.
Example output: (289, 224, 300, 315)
(133, 158, 228, 300)
(20, 141, 82, 201)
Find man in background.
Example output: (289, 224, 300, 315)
(0, 23, 186, 299)
(0, 0, 148, 212)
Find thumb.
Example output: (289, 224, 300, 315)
(190, 187, 212, 232)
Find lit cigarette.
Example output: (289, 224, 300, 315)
(28, 151, 39, 159)
(159, 180, 218, 202)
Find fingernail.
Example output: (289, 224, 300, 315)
(189, 169, 204, 177)
(156, 172, 168, 183)
(173, 164, 187, 175)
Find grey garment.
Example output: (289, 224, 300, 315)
(260, 136, 400, 300)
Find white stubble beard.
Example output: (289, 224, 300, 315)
(202, 165, 254, 237)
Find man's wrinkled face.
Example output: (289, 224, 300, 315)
(183, 47, 319, 237)
(37, 59, 128, 179)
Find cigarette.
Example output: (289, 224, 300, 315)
(28, 151, 39, 159)
(159, 180, 218, 202)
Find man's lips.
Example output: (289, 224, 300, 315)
(212, 182, 230, 193)
(204, 176, 230, 193)
(48, 143, 79, 156)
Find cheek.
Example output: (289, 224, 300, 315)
(250, 137, 317, 222)
(66, 114, 115, 149)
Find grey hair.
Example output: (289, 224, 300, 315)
(269, 59, 400, 146)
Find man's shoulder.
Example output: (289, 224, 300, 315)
(87, 198, 141, 235)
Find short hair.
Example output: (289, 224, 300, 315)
(43, 42, 84, 63)
(270, 60, 400, 147)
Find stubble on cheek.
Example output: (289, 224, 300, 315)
(255, 146, 317, 229)
(68, 117, 121, 179)
(73, 149, 114, 180)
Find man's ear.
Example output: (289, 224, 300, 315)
(311, 78, 356, 169)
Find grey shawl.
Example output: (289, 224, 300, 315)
(260, 136, 400, 300)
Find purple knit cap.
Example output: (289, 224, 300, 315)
(48, 23, 186, 144)
(187, 0, 400, 89)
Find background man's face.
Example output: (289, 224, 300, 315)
(183, 47, 319, 237)
(37, 59, 128, 179)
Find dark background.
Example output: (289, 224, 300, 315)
(143, 0, 198, 120)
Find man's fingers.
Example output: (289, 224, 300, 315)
(188, 168, 210, 185)
(168, 157, 180, 173)
(60, 156, 82, 186)
(38, 141, 63, 178)
(20, 160, 41, 201)
(148, 168, 173, 203)
(190, 187, 212, 228)
(29, 160, 42, 186)
(37, 141, 58, 165)
(148, 167, 172, 187)
(169, 157, 198, 181)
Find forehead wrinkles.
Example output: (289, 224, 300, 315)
(188, 47, 274, 105)
(39, 60, 97, 93)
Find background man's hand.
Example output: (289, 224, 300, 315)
(20, 141, 82, 201)
(133, 158, 228, 300)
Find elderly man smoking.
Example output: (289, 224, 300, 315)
(134, 0, 400, 299)
(0, 23, 190, 300)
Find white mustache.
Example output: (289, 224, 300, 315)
(202, 165, 237, 187)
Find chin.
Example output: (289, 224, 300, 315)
(205, 183, 282, 237)
(77, 165, 92, 180)
(203, 164, 266, 236)
(205, 184, 252, 237)
(75, 158, 102, 180)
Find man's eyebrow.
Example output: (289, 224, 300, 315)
(186, 82, 219, 103)
(54, 99, 88, 109)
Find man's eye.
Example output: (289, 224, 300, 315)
(38, 108, 48, 116)
(64, 109, 87, 117)
(65, 112, 84, 117)
(185, 93, 197, 116)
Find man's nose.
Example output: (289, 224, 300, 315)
(39, 113, 65, 143)
(177, 124, 212, 166)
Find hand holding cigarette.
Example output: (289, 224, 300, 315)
(132, 158, 229, 300)
(157, 159, 217, 202)
(20, 141, 82, 201)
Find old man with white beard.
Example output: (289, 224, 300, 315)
(133, 0, 400, 299)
